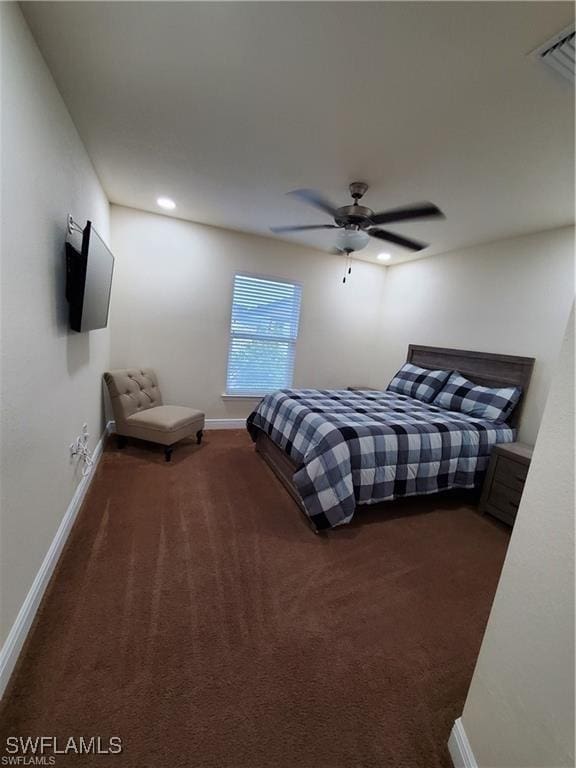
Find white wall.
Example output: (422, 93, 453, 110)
(460, 306, 574, 768)
(109, 205, 388, 419)
(375, 227, 574, 444)
(0, 5, 110, 644)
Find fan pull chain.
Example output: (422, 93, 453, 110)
(342, 250, 353, 284)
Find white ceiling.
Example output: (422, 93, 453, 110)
(23, 1, 574, 265)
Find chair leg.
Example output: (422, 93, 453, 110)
(196, 430, 203, 445)
(164, 445, 173, 462)
(117, 435, 126, 449)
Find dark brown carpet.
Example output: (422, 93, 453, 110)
(0, 430, 509, 768)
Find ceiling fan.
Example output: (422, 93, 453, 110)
(270, 182, 445, 254)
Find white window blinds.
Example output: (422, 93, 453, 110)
(226, 274, 302, 396)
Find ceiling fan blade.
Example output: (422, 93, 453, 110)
(288, 189, 339, 217)
(270, 224, 338, 233)
(368, 228, 428, 251)
(370, 202, 444, 226)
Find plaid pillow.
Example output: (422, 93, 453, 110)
(387, 363, 452, 404)
(433, 372, 521, 422)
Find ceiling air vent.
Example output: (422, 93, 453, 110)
(531, 24, 575, 83)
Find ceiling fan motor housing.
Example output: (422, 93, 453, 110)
(335, 204, 373, 228)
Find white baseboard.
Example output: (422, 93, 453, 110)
(205, 418, 246, 430)
(0, 421, 113, 700)
(108, 418, 245, 432)
(448, 718, 478, 768)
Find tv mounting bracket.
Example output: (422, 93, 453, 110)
(67, 214, 84, 236)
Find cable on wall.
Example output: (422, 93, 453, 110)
(70, 425, 94, 477)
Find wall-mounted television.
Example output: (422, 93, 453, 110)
(66, 221, 114, 332)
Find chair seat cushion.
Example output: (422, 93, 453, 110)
(127, 405, 205, 434)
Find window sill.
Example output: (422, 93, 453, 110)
(221, 393, 266, 400)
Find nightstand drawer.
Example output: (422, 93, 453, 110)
(483, 500, 517, 527)
(479, 441, 533, 527)
(494, 457, 529, 492)
(488, 481, 522, 515)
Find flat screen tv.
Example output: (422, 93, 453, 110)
(66, 221, 114, 332)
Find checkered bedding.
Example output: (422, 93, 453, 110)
(433, 372, 521, 422)
(387, 362, 451, 403)
(247, 388, 515, 530)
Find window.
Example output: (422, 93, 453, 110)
(226, 273, 302, 396)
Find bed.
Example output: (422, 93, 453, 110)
(246, 345, 535, 532)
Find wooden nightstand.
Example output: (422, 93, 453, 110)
(479, 442, 533, 526)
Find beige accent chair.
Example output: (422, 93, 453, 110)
(104, 368, 204, 461)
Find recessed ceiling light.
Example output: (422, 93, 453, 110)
(157, 196, 176, 210)
(377, 252, 391, 261)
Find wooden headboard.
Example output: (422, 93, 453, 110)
(407, 344, 535, 428)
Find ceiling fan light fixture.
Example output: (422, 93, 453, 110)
(336, 228, 370, 253)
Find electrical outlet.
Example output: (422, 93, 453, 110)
(69, 425, 95, 485)
(69, 424, 95, 477)
(69, 425, 89, 458)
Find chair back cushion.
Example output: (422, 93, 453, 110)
(103, 368, 162, 425)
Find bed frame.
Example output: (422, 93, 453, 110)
(254, 344, 535, 525)
(406, 345, 534, 429)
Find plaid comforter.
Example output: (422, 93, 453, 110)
(247, 388, 515, 530)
